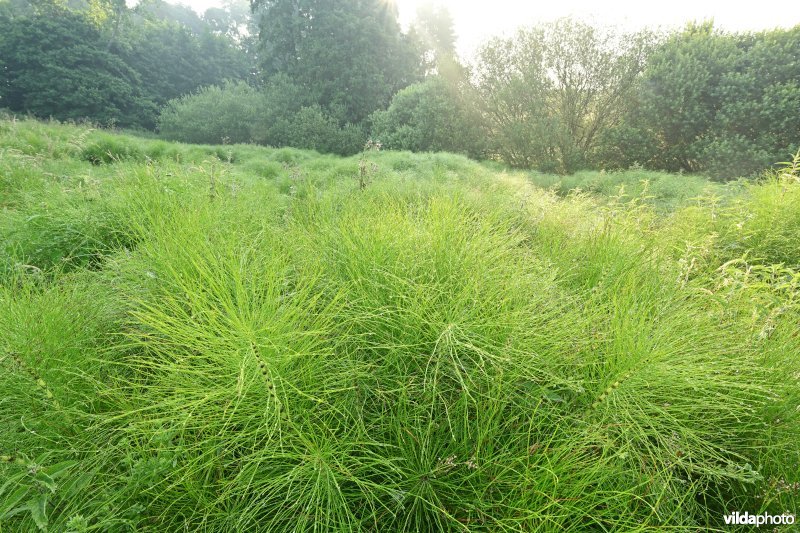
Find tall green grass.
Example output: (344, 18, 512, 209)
(0, 119, 798, 531)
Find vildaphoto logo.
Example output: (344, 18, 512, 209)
(723, 511, 796, 527)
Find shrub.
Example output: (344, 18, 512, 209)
(157, 81, 264, 145)
(284, 105, 365, 156)
(472, 19, 654, 173)
(591, 122, 661, 170)
(370, 77, 486, 158)
(158, 77, 366, 156)
(616, 24, 800, 177)
(698, 134, 776, 180)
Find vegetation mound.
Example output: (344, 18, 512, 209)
(1, 119, 798, 531)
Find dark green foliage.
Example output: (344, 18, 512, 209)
(281, 105, 366, 155)
(2, 1, 798, 177)
(0, 8, 154, 127)
(255, 75, 367, 155)
(157, 79, 367, 155)
(468, 19, 799, 178)
(590, 121, 662, 171)
(0, 0, 251, 129)
(117, 22, 251, 128)
(252, 0, 421, 125)
(600, 23, 800, 179)
(370, 77, 486, 158)
(158, 82, 264, 145)
(181, 0, 423, 153)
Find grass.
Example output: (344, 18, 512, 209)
(526, 168, 737, 211)
(0, 118, 798, 531)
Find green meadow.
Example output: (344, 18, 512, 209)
(1, 118, 798, 531)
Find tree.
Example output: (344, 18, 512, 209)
(409, 2, 456, 75)
(631, 22, 738, 172)
(472, 18, 654, 173)
(605, 23, 800, 179)
(141, 0, 207, 34)
(125, 0, 254, 116)
(472, 28, 561, 170)
(116, 21, 251, 128)
(0, 0, 252, 129)
(251, 0, 421, 125)
(0, 6, 154, 127)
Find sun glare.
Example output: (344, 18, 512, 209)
(393, 0, 799, 57)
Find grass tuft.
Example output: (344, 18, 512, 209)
(0, 118, 797, 530)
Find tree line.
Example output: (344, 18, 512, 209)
(1, 0, 798, 178)
(0, 0, 254, 129)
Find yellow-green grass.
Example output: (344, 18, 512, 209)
(1, 118, 798, 531)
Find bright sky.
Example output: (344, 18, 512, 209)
(408, 0, 799, 57)
(178, 0, 800, 58)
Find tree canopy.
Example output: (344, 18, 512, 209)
(615, 23, 800, 178)
(251, 0, 421, 125)
(472, 19, 654, 173)
(0, 0, 252, 128)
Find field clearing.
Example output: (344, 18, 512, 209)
(1, 119, 798, 531)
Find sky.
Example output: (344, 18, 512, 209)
(400, 0, 800, 56)
(176, 0, 800, 58)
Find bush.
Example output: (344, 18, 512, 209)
(472, 19, 653, 173)
(157, 81, 264, 145)
(612, 24, 800, 178)
(284, 106, 365, 156)
(591, 122, 661, 171)
(698, 134, 776, 180)
(253, 75, 365, 155)
(370, 77, 486, 158)
(158, 78, 366, 156)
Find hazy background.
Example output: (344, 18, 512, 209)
(164, 0, 800, 57)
